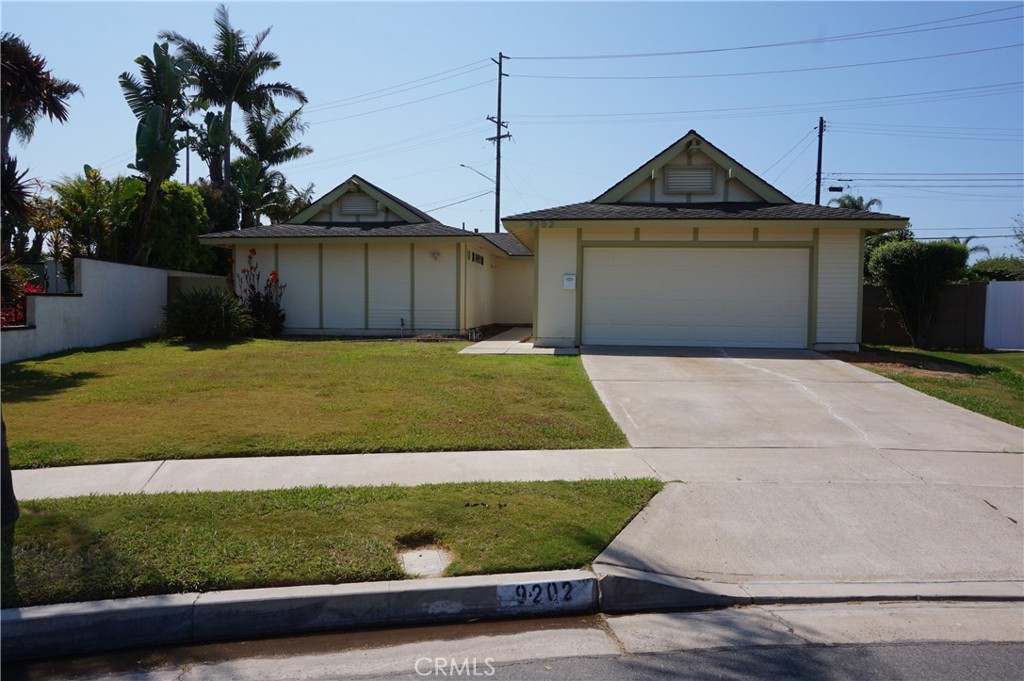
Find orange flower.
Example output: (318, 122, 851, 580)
(249, 248, 257, 256)
(240, 268, 248, 274)
(268, 271, 279, 283)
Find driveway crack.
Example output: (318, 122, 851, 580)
(720, 349, 882, 450)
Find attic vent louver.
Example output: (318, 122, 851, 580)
(340, 193, 377, 215)
(665, 166, 714, 194)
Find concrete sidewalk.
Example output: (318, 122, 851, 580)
(12, 448, 652, 499)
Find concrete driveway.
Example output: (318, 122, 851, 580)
(583, 347, 1024, 609)
(583, 347, 1023, 452)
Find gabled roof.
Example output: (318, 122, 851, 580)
(595, 130, 794, 205)
(289, 174, 435, 224)
(505, 202, 907, 222)
(480, 232, 532, 256)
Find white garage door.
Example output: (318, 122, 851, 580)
(582, 248, 809, 348)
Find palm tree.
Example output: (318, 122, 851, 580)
(0, 33, 80, 249)
(158, 4, 307, 192)
(947, 235, 990, 258)
(119, 43, 193, 264)
(828, 194, 883, 211)
(0, 33, 80, 162)
(233, 106, 312, 228)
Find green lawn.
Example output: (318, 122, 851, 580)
(0, 479, 662, 608)
(1, 339, 627, 468)
(837, 346, 1024, 428)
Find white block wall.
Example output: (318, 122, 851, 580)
(1, 258, 167, 364)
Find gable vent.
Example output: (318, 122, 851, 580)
(340, 193, 377, 215)
(665, 166, 714, 194)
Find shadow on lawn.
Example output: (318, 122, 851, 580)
(0, 366, 102, 403)
(165, 337, 254, 352)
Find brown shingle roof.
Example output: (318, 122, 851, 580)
(480, 232, 533, 256)
(504, 202, 907, 222)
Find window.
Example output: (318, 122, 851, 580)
(339, 193, 377, 215)
(664, 166, 715, 194)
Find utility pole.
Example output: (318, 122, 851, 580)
(487, 52, 510, 233)
(814, 116, 825, 205)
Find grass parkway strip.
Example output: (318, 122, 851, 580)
(1, 339, 628, 468)
(0, 479, 662, 609)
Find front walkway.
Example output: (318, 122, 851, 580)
(458, 327, 578, 355)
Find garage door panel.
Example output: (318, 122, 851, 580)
(582, 248, 809, 348)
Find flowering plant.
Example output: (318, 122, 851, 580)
(236, 248, 286, 337)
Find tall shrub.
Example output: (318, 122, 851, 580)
(867, 240, 968, 347)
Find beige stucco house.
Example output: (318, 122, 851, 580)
(200, 175, 533, 336)
(503, 130, 909, 351)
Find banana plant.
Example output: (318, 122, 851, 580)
(118, 42, 192, 264)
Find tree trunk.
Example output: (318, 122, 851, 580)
(1, 416, 19, 530)
(130, 181, 161, 265)
(222, 103, 233, 190)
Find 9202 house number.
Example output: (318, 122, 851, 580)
(497, 579, 589, 609)
(515, 581, 573, 605)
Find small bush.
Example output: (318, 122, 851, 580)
(868, 240, 968, 346)
(966, 256, 1024, 282)
(163, 288, 252, 340)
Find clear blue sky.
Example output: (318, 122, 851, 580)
(4, 1, 1022, 257)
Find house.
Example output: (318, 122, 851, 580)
(199, 175, 533, 335)
(502, 130, 909, 351)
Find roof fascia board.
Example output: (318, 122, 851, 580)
(198, 235, 472, 247)
(503, 218, 908, 231)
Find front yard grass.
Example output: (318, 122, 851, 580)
(831, 346, 1024, 428)
(1, 339, 627, 468)
(0, 479, 662, 608)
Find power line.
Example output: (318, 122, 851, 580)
(761, 128, 816, 175)
(509, 6, 1021, 60)
(511, 82, 1023, 122)
(425, 191, 493, 212)
(304, 60, 490, 113)
(510, 44, 1022, 80)
(308, 80, 492, 126)
(827, 172, 1023, 176)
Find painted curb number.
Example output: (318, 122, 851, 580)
(497, 579, 591, 610)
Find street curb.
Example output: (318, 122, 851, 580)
(0, 570, 595, 661)
(594, 563, 1024, 613)
(5, 567, 1023, 661)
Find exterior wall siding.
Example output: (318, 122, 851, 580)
(815, 228, 862, 346)
(322, 244, 365, 329)
(464, 245, 494, 329)
(534, 228, 578, 347)
(494, 258, 534, 324)
(278, 244, 321, 329)
(413, 243, 457, 330)
(367, 243, 411, 330)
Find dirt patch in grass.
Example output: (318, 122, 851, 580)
(826, 350, 975, 378)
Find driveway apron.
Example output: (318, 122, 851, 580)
(583, 347, 1024, 608)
